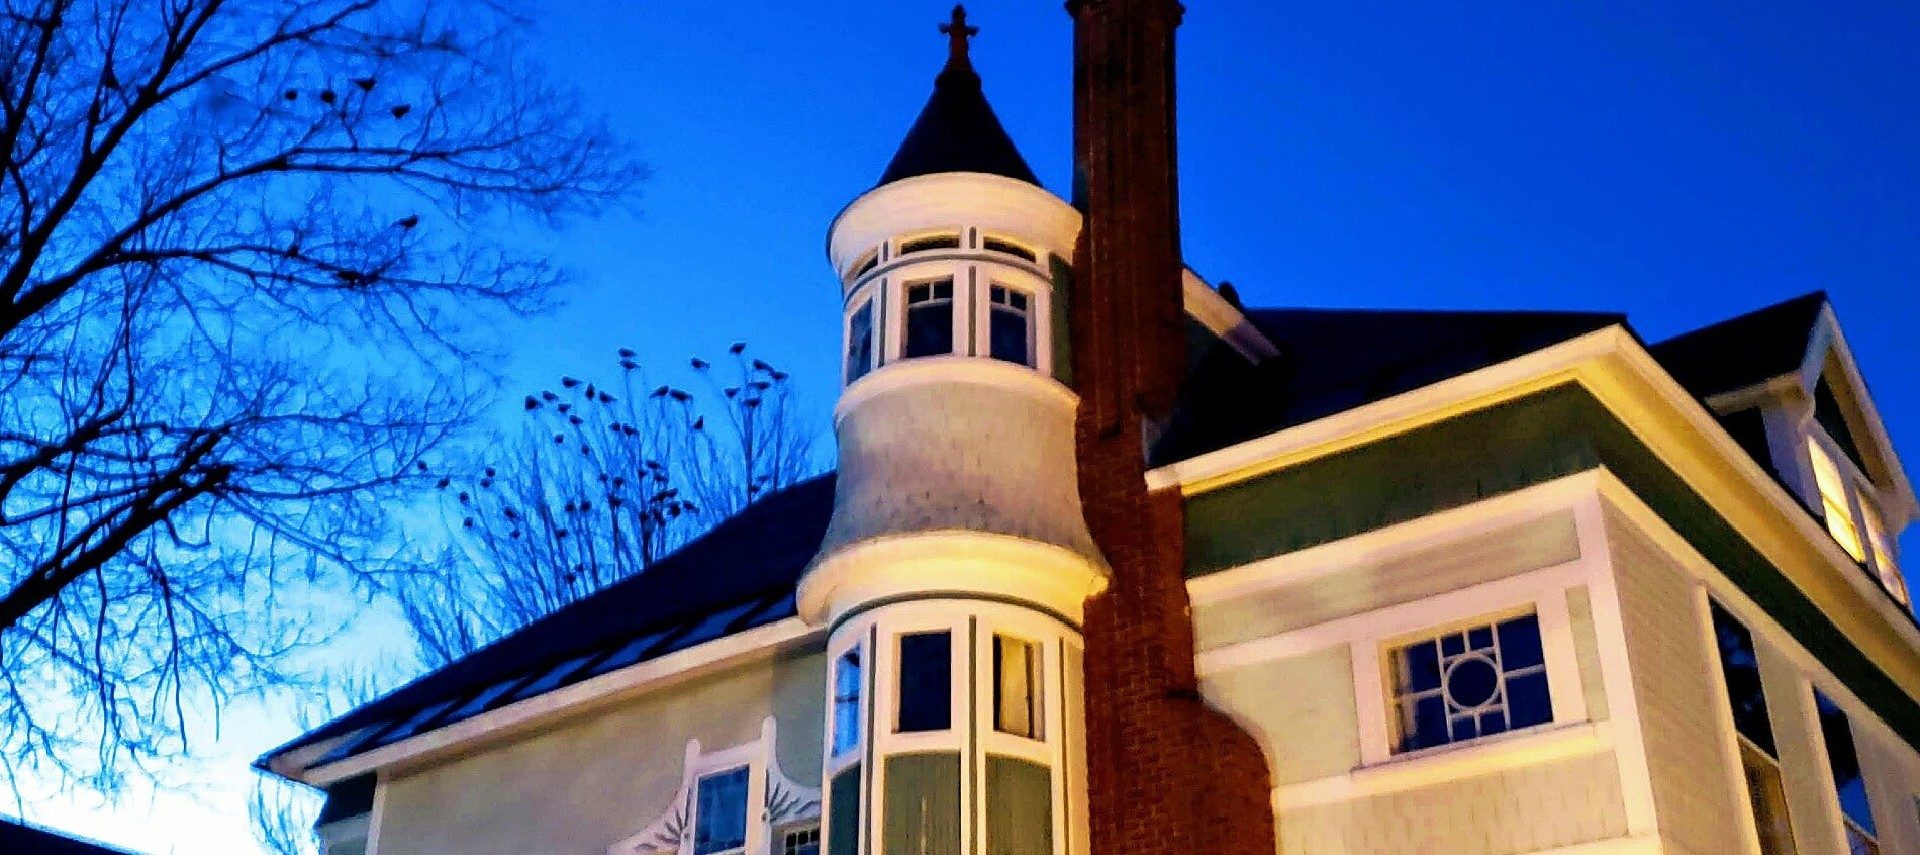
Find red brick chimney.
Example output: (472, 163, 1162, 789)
(1067, 1, 1278, 852)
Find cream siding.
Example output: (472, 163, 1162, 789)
(1565, 586, 1610, 723)
(373, 646, 826, 855)
(1202, 645, 1360, 786)
(1603, 506, 1747, 855)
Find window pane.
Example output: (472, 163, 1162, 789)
(827, 767, 860, 855)
(989, 285, 1033, 367)
(897, 631, 952, 732)
(832, 648, 862, 757)
(901, 234, 960, 254)
(1816, 691, 1878, 839)
(1740, 740, 1799, 855)
(1710, 602, 1779, 758)
(694, 767, 749, 854)
(783, 827, 821, 855)
(1390, 612, 1550, 753)
(845, 300, 874, 383)
(1810, 439, 1867, 561)
(904, 279, 954, 359)
(982, 236, 1036, 263)
(994, 635, 1041, 739)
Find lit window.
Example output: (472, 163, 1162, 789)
(845, 298, 874, 384)
(1389, 613, 1551, 753)
(1810, 439, 1866, 562)
(1711, 602, 1797, 854)
(896, 631, 952, 733)
(993, 635, 1042, 739)
(831, 647, 862, 758)
(988, 285, 1034, 367)
(903, 279, 954, 359)
(693, 766, 750, 855)
(1815, 691, 1879, 855)
(982, 236, 1037, 263)
(782, 826, 821, 855)
(899, 234, 960, 255)
(1858, 500, 1905, 604)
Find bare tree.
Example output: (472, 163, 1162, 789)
(0, 0, 631, 790)
(395, 343, 815, 668)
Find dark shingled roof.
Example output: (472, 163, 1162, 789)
(1153, 307, 1627, 465)
(0, 819, 135, 854)
(1648, 290, 1828, 400)
(264, 475, 837, 767)
(876, 55, 1038, 188)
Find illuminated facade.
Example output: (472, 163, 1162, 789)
(262, 6, 1920, 855)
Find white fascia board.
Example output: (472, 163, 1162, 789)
(1802, 306, 1918, 521)
(1181, 268, 1279, 363)
(1148, 324, 1920, 697)
(293, 616, 823, 787)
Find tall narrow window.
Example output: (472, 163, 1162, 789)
(988, 285, 1034, 367)
(1858, 500, 1905, 604)
(903, 279, 954, 359)
(1388, 612, 1551, 753)
(831, 647, 862, 758)
(693, 766, 750, 855)
(896, 631, 952, 732)
(845, 298, 875, 384)
(1815, 691, 1879, 854)
(1710, 602, 1797, 854)
(994, 635, 1042, 739)
(1809, 439, 1866, 562)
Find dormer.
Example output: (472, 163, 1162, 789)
(1652, 292, 1917, 607)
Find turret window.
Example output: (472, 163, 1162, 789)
(903, 279, 955, 359)
(993, 634, 1042, 739)
(831, 647, 862, 758)
(899, 233, 960, 255)
(982, 235, 1036, 264)
(896, 631, 953, 732)
(988, 285, 1034, 367)
(845, 297, 875, 384)
(854, 250, 879, 279)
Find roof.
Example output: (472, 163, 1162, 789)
(264, 475, 837, 770)
(0, 819, 136, 854)
(876, 41, 1038, 187)
(1153, 307, 1627, 465)
(1647, 290, 1828, 400)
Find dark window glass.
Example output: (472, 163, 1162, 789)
(982, 236, 1037, 263)
(897, 631, 952, 732)
(827, 767, 860, 855)
(904, 280, 954, 359)
(1392, 612, 1550, 752)
(845, 300, 874, 383)
(1815, 691, 1878, 840)
(783, 827, 821, 855)
(988, 285, 1032, 366)
(1710, 602, 1778, 757)
(900, 234, 960, 255)
(831, 647, 862, 757)
(693, 766, 749, 854)
(855, 251, 879, 278)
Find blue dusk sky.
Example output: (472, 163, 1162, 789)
(22, 1, 1920, 851)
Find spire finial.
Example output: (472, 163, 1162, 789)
(940, 5, 978, 65)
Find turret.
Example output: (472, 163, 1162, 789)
(799, 8, 1102, 855)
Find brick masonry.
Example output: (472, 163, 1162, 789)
(1069, 1, 1278, 852)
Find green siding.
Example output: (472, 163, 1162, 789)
(828, 766, 861, 855)
(1183, 382, 1920, 751)
(883, 753, 961, 855)
(985, 756, 1053, 855)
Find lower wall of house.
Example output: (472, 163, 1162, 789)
(372, 646, 826, 855)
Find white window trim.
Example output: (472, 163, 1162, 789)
(609, 717, 819, 855)
(824, 635, 864, 778)
(1802, 681, 1884, 855)
(842, 283, 878, 387)
(972, 272, 1052, 376)
(887, 262, 961, 365)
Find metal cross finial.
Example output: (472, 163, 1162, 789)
(940, 5, 978, 63)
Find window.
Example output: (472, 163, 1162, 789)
(854, 251, 879, 279)
(1809, 437, 1906, 604)
(831, 647, 862, 758)
(782, 826, 821, 855)
(1388, 612, 1551, 753)
(988, 285, 1034, 367)
(982, 236, 1037, 263)
(845, 298, 874, 384)
(903, 279, 954, 359)
(1810, 439, 1866, 562)
(993, 635, 1042, 739)
(899, 234, 960, 255)
(693, 766, 750, 855)
(1815, 691, 1879, 855)
(1710, 602, 1797, 854)
(896, 631, 952, 732)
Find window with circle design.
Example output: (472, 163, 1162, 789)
(1389, 612, 1552, 753)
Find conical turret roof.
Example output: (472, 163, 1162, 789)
(876, 6, 1039, 188)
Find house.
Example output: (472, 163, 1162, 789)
(259, 5, 1920, 854)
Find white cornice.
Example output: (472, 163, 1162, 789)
(1181, 268, 1278, 363)
(1148, 324, 1920, 700)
